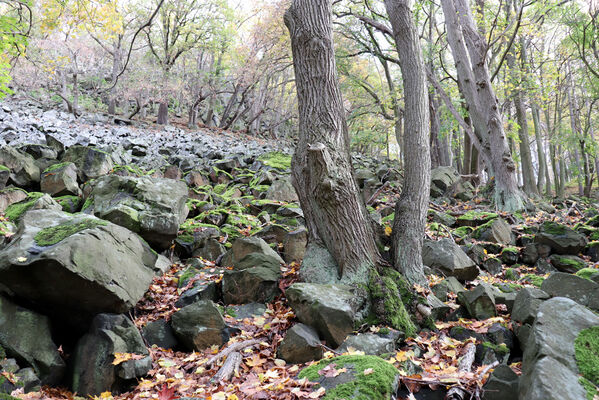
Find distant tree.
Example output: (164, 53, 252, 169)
(0, 0, 31, 99)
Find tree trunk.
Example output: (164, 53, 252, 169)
(157, 101, 168, 125)
(284, 0, 381, 281)
(385, 0, 431, 286)
(441, 0, 524, 211)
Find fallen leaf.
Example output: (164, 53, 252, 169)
(363, 368, 374, 375)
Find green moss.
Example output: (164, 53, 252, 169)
(4, 192, 44, 222)
(457, 211, 498, 225)
(505, 268, 519, 281)
(519, 274, 545, 287)
(298, 355, 399, 400)
(580, 377, 598, 400)
(0, 344, 5, 359)
(541, 221, 568, 235)
(81, 197, 94, 212)
(42, 162, 71, 174)
(482, 341, 510, 354)
(178, 266, 200, 288)
(0, 394, 21, 400)
(553, 255, 586, 271)
(55, 195, 82, 213)
(34, 218, 108, 246)
(0, 165, 9, 172)
(576, 268, 599, 281)
(453, 226, 473, 238)
(258, 151, 292, 170)
(368, 269, 416, 337)
(576, 326, 599, 389)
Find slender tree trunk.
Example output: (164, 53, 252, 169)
(72, 72, 79, 117)
(157, 102, 168, 125)
(108, 43, 122, 116)
(284, 0, 381, 282)
(441, 0, 524, 211)
(385, 0, 431, 285)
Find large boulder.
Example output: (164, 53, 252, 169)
(422, 239, 478, 281)
(457, 283, 496, 320)
(0, 210, 158, 329)
(40, 162, 80, 196)
(265, 177, 298, 202)
(0, 146, 40, 187)
(473, 218, 514, 245)
(0, 296, 65, 385)
(541, 272, 599, 311)
(519, 297, 599, 400)
(286, 283, 368, 347)
(535, 221, 587, 255)
(85, 174, 188, 250)
(430, 166, 460, 195)
(70, 314, 151, 396)
(62, 145, 114, 182)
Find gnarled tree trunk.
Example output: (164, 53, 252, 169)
(284, 0, 381, 282)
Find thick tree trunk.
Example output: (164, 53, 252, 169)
(385, 0, 430, 286)
(157, 101, 168, 125)
(284, 0, 381, 282)
(441, 0, 524, 211)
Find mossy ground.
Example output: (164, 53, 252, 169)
(298, 355, 399, 400)
(258, 151, 292, 170)
(541, 221, 568, 235)
(34, 218, 108, 246)
(575, 327, 599, 389)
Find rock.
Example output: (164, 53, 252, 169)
(171, 301, 227, 351)
(0, 146, 40, 187)
(265, 177, 298, 202)
(278, 323, 323, 364)
(457, 283, 496, 320)
(519, 297, 599, 400)
(286, 283, 368, 347)
(222, 253, 281, 304)
(175, 280, 219, 308)
(482, 365, 519, 400)
(473, 218, 514, 245)
(584, 241, 599, 262)
(494, 291, 517, 313)
(423, 239, 479, 281)
(20, 144, 58, 160)
(535, 221, 587, 255)
(338, 334, 395, 356)
(44, 134, 64, 156)
(456, 211, 498, 227)
(85, 174, 188, 250)
(299, 355, 400, 400)
(481, 257, 503, 275)
(40, 162, 80, 196)
(15, 367, 41, 393)
(500, 247, 519, 265)
(0, 166, 9, 189)
(184, 170, 207, 187)
(549, 254, 586, 273)
(0, 296, 65, 385)
(221, 236, 284, 267)
(430, 166, 460, 193)
(142, 319, 179, 350)
(534, 257, 556, 274)
(0, 210, 157, 328)
(226, 303, 267, 319)
(540, 272, 599, 311)
(431, 276, 465, 301)
(163, 164, 182, 180)
(283, 228, 308, 263)
(0, 188, 28, 212)
(511, 287, 550, 325)
(71, 314, 151, 396)
(62, 145, 114, 182)
(521, 243, 539, 265)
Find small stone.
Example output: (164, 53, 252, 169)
(278, 323, 323, 364)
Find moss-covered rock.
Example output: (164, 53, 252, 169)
(257, 151, 292, 170)
(576, 268, 599, 282)
(4, 192, 45, 222)
(368, 269, 416, 337)
(54, 195, 82, 213)
(299, 355, 400, 400)
(456, 211, 498, 227)
(34, 219, 108, 246)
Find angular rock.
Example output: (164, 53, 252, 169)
(500, 248, 519, 265)
(338, 334, 395, 356)
(482, 257, 503, 275)
(221, 236, 284, 267)
(430, 166, 460, 193)
(549, 254, 586, 273)
(584, 241, 599, 262)
(0, 188, 27, 212)
(541, 272, 599, 311)
(0, 210, 157, 328)
(40, 162, 80, 196)
(15, 367, 41, 393)
(482, 365, 519, 400)
(171, 301, 227, 351)
(62, 145, 114, 182)
(431, 276, 465, 301)
(277, 323, 323, 364)
(521, 243, 539, 265)
(0, 296, 65, 385)
(142, 319, 179, 350)
(0, 166, 9, 190)
(511, 287, 550, 325)
(286, 283, 367, 347)
(175, 280, 219, 308)
(423, 239, 479, 281)
(535, 221, 587, 255)
(265, 177, 298, 202)
(520, 297, 599, 400)
(283, 228, 308, 263)
(457, 283, 496, 320)
(474, 218, 513, 245)
(0, 146, 40, 187)
(222, 258, 281, 304)
(85, 174, 188, 250)
(71, 314, 151, 396)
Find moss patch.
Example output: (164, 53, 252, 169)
(42, 162, 71, 174)
(0, 165, 9, 172)
(576, 268, 599, 281)
(258, 151, 292, 170)
(4, 192, 45, 222)
(368, 269, 416, 337)
(34, 218, 108, 246)
(580, 377, 598, 400)
(298, 355, 399, 400)
(576, 326, 599, 391)
(55, 195, 82, 213)
(541, 221, 568, 235)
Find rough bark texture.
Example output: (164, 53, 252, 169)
(157, 102, 168, 125)
(384, 0, 430, 286)
(441, 0, 524, 211)
(284, 0, 380, 282)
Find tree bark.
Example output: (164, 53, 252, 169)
(157, 101, 168, 125)
(385, 0, 431, 286)
(284, 0, 381, 281)
(441, 0, 524, 211)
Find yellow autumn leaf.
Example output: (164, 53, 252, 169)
(384, 225, 392, 236)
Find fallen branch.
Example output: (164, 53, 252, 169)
(445, 342, 476, 400)
(207, 338, 263, 367)
(366, 181, 390, 205)
(213, 351, 242, 382)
